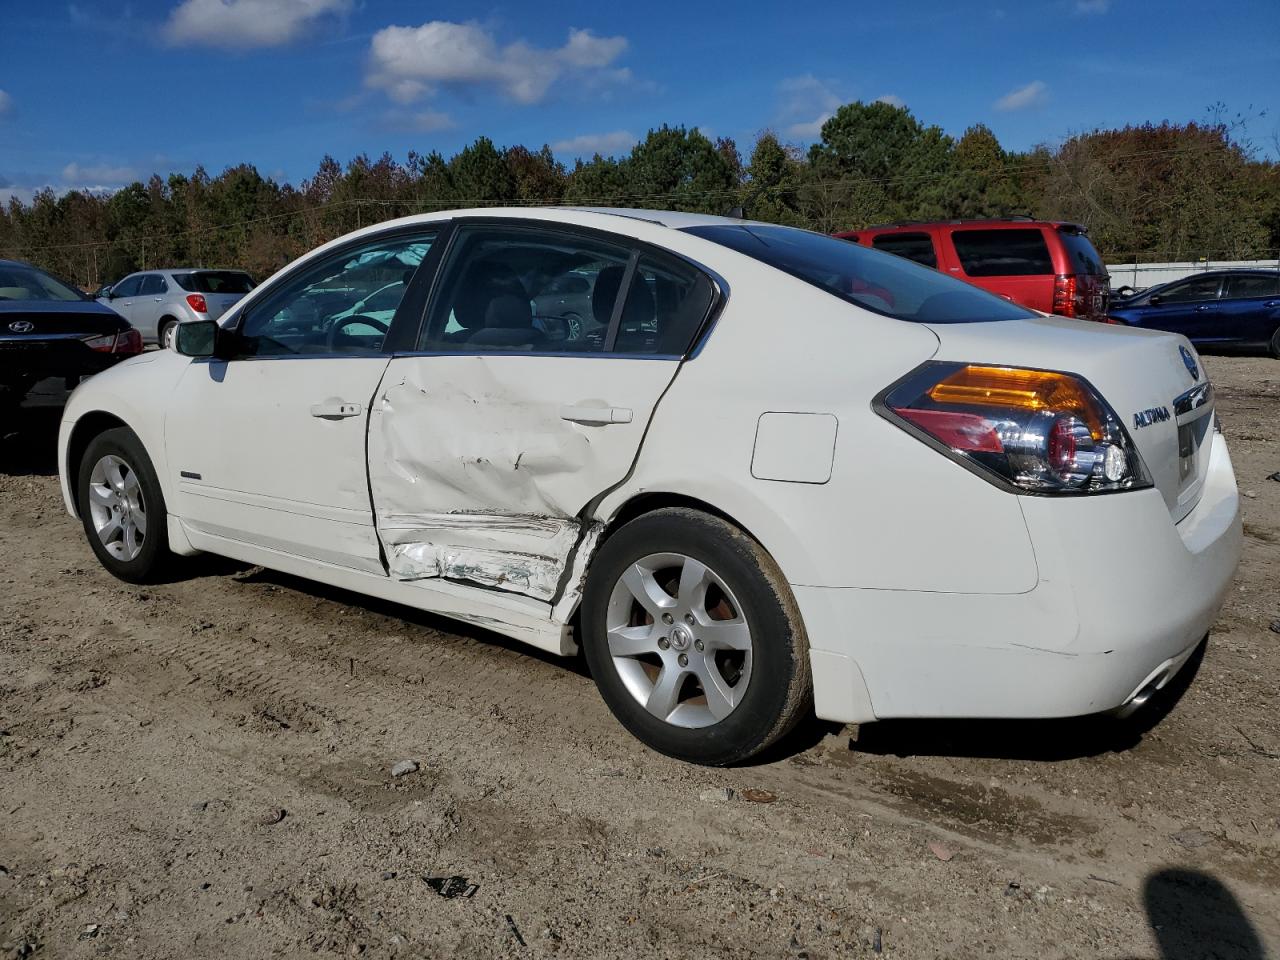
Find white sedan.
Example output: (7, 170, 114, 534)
(57, 208, 1242, 764)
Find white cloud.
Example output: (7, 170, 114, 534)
(1074, 0, 1110, 13)
(551, 130, 636, 157)
(559, 28, 627, 68)
(164, 0, 351, 49)
(0, 90, 10, 115)
(875, 94, 906, 108)
(366, 22, 628, 106)
(777, 74, 843, 141)
(994, 80, 1048, 111)
(62, 162, 140, 184)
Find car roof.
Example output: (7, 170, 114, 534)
(851, 218, 1086, 232)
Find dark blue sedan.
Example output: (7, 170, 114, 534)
(1108, 269, 1280, 358)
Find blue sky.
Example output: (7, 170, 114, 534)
(2, 0, 1277, 203)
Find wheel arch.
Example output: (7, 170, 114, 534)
(64, 411, 130, 518)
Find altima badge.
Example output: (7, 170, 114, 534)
(1133, 406, 1171, 428)
(1179, 345, 1200, 381)
(7, 320, 35, 333)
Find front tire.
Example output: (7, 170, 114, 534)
(1269, 327, 1280, 360)
(581, 508, 812, 765)
(77, 427, 171, 583)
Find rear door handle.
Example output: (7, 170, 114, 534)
(153, 297, 164, 302)
(1195, 304, 1216, 312)
(559, 404, 633, 425)
(310, 400, 362, 419)
(1265, 301, 1280, 308)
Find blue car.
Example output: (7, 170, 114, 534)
(1108, 269, 1280, 357)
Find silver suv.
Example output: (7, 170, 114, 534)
(99, 269, 255, 347)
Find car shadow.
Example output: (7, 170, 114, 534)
(217, 564, 595, 680)
(848, 640, 1206, 763)
(1137, 868, 1267, 960)
(0, 404, 62, 477)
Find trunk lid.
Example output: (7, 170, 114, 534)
(925, 315, 1213, 521)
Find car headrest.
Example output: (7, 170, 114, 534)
(484, 293, 533, 330)
(453, 259, 526, 330)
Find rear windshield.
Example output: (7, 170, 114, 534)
(0, 264, 85, 302)
(683, 223, 1036, 324)
(1058, 230, 1107, 277)
(173, 271, 255, 294)
(951, 228, 1053, 277)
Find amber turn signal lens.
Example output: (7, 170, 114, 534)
(926, 365, 1104, 440)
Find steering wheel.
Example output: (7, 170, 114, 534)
(327, 314, 389, 351)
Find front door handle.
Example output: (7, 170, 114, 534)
(1195, 304, 1216, 312)
(559, 403, 633, 425)
(1265, 301, 1279, 308)
(310, 400, 363, 419)
(153, 297, 164, 302)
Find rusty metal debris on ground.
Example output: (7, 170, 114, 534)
(424, 876, 478, 899)
(741, 788, 777, 804)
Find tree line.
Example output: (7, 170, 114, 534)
(2, 101, 1277, 289)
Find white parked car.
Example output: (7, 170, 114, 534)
(57, 209, 1242, 764)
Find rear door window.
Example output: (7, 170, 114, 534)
(871, 232, 938, 269)
(1058, 231, 1106, 276)
(951, 228, 1053, 277)
(1224, 274, 1280, 299)
(611, 253, 717, 356)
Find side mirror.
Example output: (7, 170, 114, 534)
(102, 287, 116, 299)
(174, 319, 220, 358)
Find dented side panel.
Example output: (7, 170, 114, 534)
(368, 355, 678, 606)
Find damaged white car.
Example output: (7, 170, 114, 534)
(58, 209, 1242, 764)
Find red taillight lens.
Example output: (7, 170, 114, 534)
(114, 327, 143, 354)
(186, 293, 208, 313)
(82, 329, 143, 355)
(880, 362, 1150, 495)
(1052, 274, 1077, 317)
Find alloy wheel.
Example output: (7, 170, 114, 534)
(87, 454, 147, 561)
(605, 552, 753, 728)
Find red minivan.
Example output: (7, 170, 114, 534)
(834, 218, 1112, 322)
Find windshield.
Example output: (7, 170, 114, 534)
(0, 264, 86, 302)
(683, 223, 1037, 323)
(173, 271, 255, 294)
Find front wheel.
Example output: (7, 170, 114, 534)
(77, 427, 171, 583)
(581, 508, 812, 765)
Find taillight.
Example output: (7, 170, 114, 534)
(114, 327, 143, 354)
(82, 328, 144, 355)
(879, 362, 1151, 495)
(186, 293, 208, 313)
(1052, 274, 1078, 317)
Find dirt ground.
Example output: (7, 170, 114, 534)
(1, 355, 1277, 960)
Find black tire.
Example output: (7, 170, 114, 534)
(1270, 327, 1280, 360)
(581, 507, 812, 765)
(76, 427, 171, 583)
(158, 319, 177, 349)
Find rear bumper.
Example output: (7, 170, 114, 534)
(798, 430, 1242, 723)
(0, 340, 126, 388)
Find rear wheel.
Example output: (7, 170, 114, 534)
(77, 427, 171, 583)
(1270, 327, 1280, 360)
(581, 508, 812, 765)
(159, 320, 177, 349)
